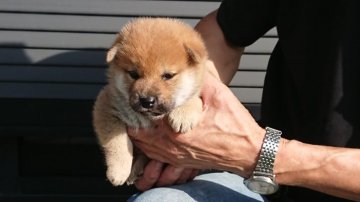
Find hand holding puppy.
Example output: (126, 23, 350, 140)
(129, 72, 267, 189)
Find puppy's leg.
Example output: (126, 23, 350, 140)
(93, 88, 133, 186)
(103, 128, 133, 186)
(168, 96, 202, 133)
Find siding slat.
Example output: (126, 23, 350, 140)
(0, 13, 277, 36)
(240, 55, 270, 71)
(0, 82, 262, 103)
(0, 30, 277, 52)
(229, 71, 266, 87)
(0, 0, 220, 17)
(0, 65, 264, 87)
(0, 48, 270, 70)
(0, 83, 103, 100)
(0, 13, 196, 32)
(0, 48, 106, 66)
(231, 88, 263, 104)
(0, 65, 106, 83)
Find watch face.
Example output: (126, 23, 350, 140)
(245, 176, 278, 195)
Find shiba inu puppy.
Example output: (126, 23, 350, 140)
(93, 18, 208, 186)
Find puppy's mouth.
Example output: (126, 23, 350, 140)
(131, 104, 169, 119)
(142, 110, 165, 118)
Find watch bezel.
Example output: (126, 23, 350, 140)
(244, 174, 279, 195)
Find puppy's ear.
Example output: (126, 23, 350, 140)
(106, 45, 118, 64)
(184, 43, 206, 66)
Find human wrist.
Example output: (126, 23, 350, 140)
(221, 126, 266, 178)
(274, 139, 323, 186)
(244, 127, 282, 194)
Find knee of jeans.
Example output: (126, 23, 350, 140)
(128, 187, 194, 202)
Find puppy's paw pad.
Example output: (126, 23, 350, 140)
(106, 168, 130, 186)
(168, 110, 200, 133)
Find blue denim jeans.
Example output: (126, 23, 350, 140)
(128, 172, 267, 202)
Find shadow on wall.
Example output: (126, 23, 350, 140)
(0, 43, 107, 66)
(0, 43, 108, 99)
(0, 43, 109, 136)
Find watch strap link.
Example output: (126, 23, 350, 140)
(253, 127, 282, 179)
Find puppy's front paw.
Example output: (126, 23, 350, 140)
(168, 97, 202, 133)
(106, 166, 131, 186)
(168, 110, 200, 133)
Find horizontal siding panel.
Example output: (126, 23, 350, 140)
(0, 31, 277, 53)
(240, 55, 270, 71)
(0, 83, 103, 100)
(0, 13, 277, 37)
(229, 71, 265, 87)
(0, 0, 220, 17)
(0, 82, 260, 103)
(0, 48, 269, 71)
(0, 65, 106, 84)
(245, 38, 277, 53)
(0, 13, 199, 32)
(0, 31, 114, 49)
(0, 66, 265, 88)
(0, 48, 106, 66)
(231, 88, 262, 104)
(264, 28, 277, 37)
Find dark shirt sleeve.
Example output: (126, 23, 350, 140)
(217, 0, 276, 47)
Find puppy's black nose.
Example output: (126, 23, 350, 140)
(139, 96, 156, 109)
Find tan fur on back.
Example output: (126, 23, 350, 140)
(114, 18, 207, 71)
(93, 18, 208, 186)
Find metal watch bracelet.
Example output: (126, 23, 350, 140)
(254, 127, 282, 178)
(244, 127, 282, 195)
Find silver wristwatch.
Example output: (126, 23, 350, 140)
(244, 127, 282, 195)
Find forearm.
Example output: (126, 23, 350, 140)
(275, 139, 360, 201)
(195, 10, 244, 84)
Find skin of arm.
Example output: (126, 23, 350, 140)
(129, 10, 360, 201)
(194, 10, 244, 84)
(131, 73, 360, 201)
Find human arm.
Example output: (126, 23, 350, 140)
(276, 139, 360, 200)
(195, 9, 244, 84)
(130, 73, 360, 201)
(129, 7, 360, 201)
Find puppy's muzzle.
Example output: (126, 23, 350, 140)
(131, 94, 170, 118)
(139, 96, 156, 109)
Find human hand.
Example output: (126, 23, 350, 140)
(134, 159, 198, 191)
(129, 72, 265, 178)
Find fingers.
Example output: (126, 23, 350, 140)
(175, 168, 199, 184)
(134, 160, 198, 191)
(156, 166, 198, 187)
(156, 166, 184, 187)
(135, 160, 164, 191)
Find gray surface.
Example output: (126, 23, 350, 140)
(0, 0, 220, 17)
(0, 0, 278, 103)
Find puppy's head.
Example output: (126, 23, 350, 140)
(107, 18, 207, 119)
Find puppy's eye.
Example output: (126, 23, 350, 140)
(127, 70, 140, 80)
(161, 72, 176, 80)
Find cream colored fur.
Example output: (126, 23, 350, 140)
(93, 18, 207, 186)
